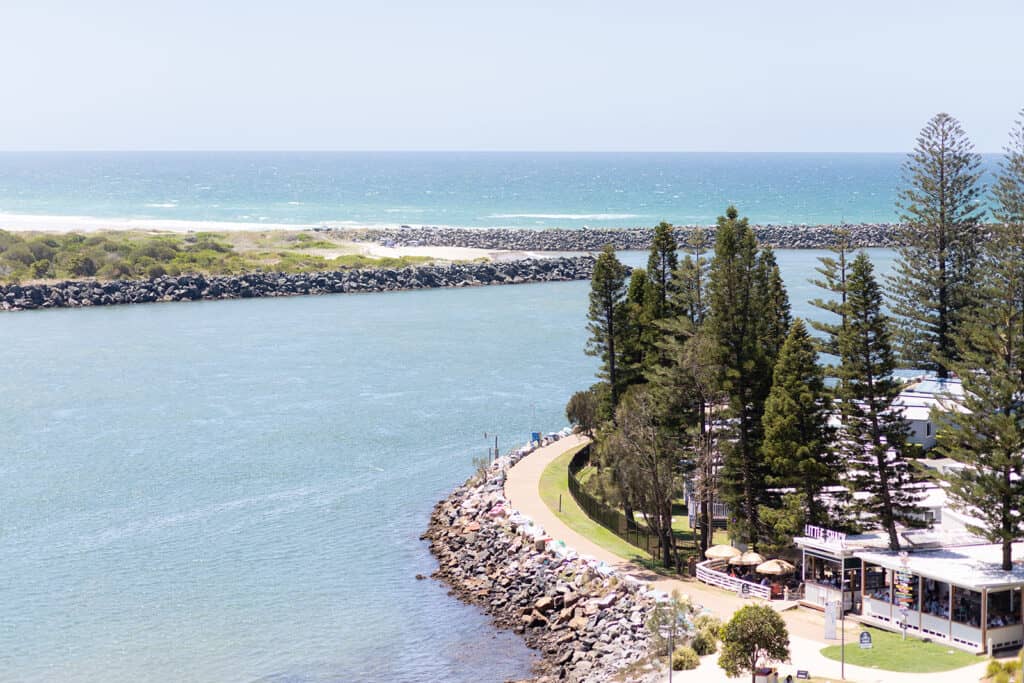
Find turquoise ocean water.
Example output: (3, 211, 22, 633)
(0, 152, 1000, 228)
(0, 154, 906, 682)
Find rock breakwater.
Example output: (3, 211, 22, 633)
(424, 442, 663, 683)
(0, 256, 595, 312)
(347, 223, 901, 251)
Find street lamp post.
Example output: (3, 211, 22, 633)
(659, 622, 674, 683)
(840, 562, 846, 680)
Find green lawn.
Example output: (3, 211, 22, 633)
(820, 626, 980, 673)
(538, 444, 652, 562)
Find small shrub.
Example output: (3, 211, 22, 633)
(31, 260, 51, 278)
(691, 627, 717, 656)
(672, 646, 699, 671)
(693, 614, 723, 633)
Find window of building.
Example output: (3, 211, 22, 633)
(988, 589, 1022, 628)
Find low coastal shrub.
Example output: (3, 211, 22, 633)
(692, 614, 722, 633)
(672, 645, 700, 671)
(986, 657, 1021, 682)
(0, 229, 437, 283)
(691, 627, 717, 656)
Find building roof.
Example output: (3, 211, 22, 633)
(856, 543, 1024, 591)
(906, 378, 965, 397)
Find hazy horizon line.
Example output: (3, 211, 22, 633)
(0, 148, 989, 155)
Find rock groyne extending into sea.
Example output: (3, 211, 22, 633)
(424, 441, 661, 683)
(347, 223, 900, 251)
(0, 256, 595, 312)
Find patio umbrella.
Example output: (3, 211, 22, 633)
(756, 559, 796, 575)
(705, 544, 741, 560)
(728, 551, 766, 566)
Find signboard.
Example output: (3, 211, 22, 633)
(803, 524, 847, 547)
(796, 671, 810, 680)
(859, 631, 873, 649)
(824, 600, 838, 640)
(895, 570, 914, 609)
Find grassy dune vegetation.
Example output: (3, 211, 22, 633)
(0, 229, 433, 284)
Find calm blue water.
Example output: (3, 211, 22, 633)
(0, 248, 895, 682)
(0, 152, 1001, 228)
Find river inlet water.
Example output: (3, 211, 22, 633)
(0, 249, 896, 682)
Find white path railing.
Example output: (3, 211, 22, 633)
(696, 558, 771, 600)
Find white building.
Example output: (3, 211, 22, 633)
(895, 376, 965, 450)
(795, 516, 1024, 654)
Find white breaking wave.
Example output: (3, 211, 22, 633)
(144, 202, 178, 208)
(488, 213, 639, 220)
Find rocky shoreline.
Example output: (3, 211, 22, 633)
(345, 222, 901, 251)
(424, 441, 663, 683)
(0, 256, 595, 312)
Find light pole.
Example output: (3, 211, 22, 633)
(840, 560, 846, 680)
(659, 622, 674, 683)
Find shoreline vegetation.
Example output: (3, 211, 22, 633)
(0, 228, 445, 285)
(0, 222, 907, 286)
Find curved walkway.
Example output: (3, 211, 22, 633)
(505, 436, 991, 683)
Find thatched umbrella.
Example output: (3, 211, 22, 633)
(728, 550, 766, 566)
(705, 544, 741, 560)
(756, 558, 796, 575)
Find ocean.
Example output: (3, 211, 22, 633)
(0, 153, 907, 682)
(0, 152, 1001, 230)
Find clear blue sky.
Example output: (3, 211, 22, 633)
(1, 0, 1021, 152)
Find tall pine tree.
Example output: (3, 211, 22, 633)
(889, 112, 985, 377)
(586, 244, 629, 409)
(646, 221, 679, 320)
(934, 110, 1024, 571)
(707, 206, 786, 545)
(619, 267, 652, 388)
(838, 252, 923, 550)
(809, 228, 853, 359)
(755, 246, 791, 363)
(671, 227, 710, 327)
(761, 319, 840, 541)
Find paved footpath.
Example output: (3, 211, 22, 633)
(505, 436, 992, 683)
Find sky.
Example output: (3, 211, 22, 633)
(0, 0, 1021, 152)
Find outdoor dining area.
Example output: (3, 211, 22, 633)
(696, 544, 800, 601)
(793, 524, 1024, 654)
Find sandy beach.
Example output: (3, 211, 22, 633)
(0, 213, 551, 264)
(0, 212, 387, 234)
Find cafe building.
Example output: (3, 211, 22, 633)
(795, 526, 1024, 654)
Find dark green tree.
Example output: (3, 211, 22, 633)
(586, 244, 629, 409)
(565, 385, 601, 436)
(620, 267, 653, 388)
(646, 221, 679, 320)
(707, 206, 781, 545)
(671, 227, 710, 327)
(755, 246, 792, 363)
(934, 110, 1024, 571)
(809, 228, 853, 359)
(838, 252, 923, 550)
(889, 112, 986, 377)
(718, 605, 790, 683)
(760, 319, 840, 545)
